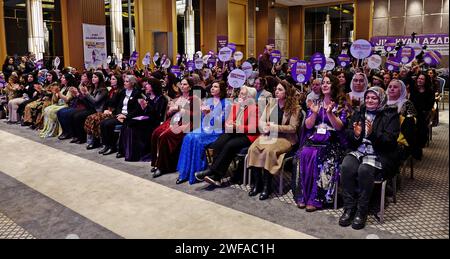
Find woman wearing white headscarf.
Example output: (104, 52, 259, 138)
(387, 79, 419, 160)
(346, 72, 369, 111)
(339, 87, 400, 230)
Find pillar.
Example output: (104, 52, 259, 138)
(110, 0, 124, 59)
(185, 0, 196, 58)
(27, 0, 45, 60)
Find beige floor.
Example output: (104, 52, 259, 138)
(0, 130, 315, 239)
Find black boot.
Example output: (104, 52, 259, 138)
(98, 146, 110, 154)
(259, 171, 272, 200)
(352, 210, 368, 230)
(87, 138, 101, 150)
(248, 168, 262, 197)
(339, 208, 357, 227)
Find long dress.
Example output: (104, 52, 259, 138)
(177, 98, 230, 184)
(39, 87, 72, 138)
(296, 104, 348, 208)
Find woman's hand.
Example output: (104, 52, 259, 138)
(353, 121, 362, 138)
(117, 114, 126, 123)
(326, 101, 335, 114)
(311, 103, 320, 114)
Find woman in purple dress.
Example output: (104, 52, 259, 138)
(296, 75, 349, 212)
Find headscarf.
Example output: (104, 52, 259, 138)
(387, 79, 407, 113)
(349, 72, 369, 102)
(364, 86, 387, 112)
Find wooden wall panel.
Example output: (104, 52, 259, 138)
(256, 0, 269, 56)
(201, 0, 217, 53)
(355, 0, 372, 40)
(289, 6, 303, 59)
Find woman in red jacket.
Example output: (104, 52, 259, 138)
(195, 86, 259, 186)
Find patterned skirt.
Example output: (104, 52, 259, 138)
(84, 112, 114, 139)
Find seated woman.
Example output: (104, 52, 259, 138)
(246, 80, 301, 201)
(17, 74, 38, 124)
(99, 75, 142, 156)
(5, 74, 23, 124)
(386, 79, 419, 160)
(57, 71, 92, 140)
(23, 71, 59, 130)
(176, 80, 230, 185)
(118, 77, 168, 161)
(339, 87, 400, 230)
(85, 73, 124, 150)
(69, 72, 109, 144)
(195, 86, 259, 185)
(150, 78, 201, 178)
(39, 73, 76, 138)
(296, 75, 348, 212)
(346, 72, 368, 111)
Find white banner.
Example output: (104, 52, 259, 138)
(83, 24, 108, 69)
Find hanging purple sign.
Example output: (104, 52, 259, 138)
(171, 66, 182, 78)
(337, 54, 351, 67)
(310, 53, 326, 71)
(371, 34, 449, 55)
(396, 47, 415, 64)
(217, 35, 229, 51)
(385, 56, 401, 71)
(424, 50, 442, 66)
(270, 50, 282, 64)
(292, 61, 312, 83)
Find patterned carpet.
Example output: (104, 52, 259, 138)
(0, 213, 35, 239)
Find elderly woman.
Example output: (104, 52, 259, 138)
(387, 79, 418, 160)
(176, 80, 230, 185)
(346, 72, 369, 111)
(246, 80, 301, 201)
(340, 87, 400, 230)
(195, 86, 259, 186)
(306, 78, 322, 109)
(150, 78, 202, 178)
(99, 75, 142, 155)
(39, 74, 76, 138)
(296, 75, 348, 212)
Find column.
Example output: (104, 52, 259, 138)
(185, 0, 196, 58)
(0, 0, 7, 60)
(324, 14, 331, 57)
(110, 0, 124, 59)
(27, 0, 45, 60)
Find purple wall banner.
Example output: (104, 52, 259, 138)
(217, 35, 229, 51)
(371, 34, 449, 56)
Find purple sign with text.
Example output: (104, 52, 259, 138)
(385, 56, 401, 71)
(310, 53, 326, 71)
(187, 60, 195, 72)
(292, 61, 312, 83)
(270, 50, 282, 64)
(171, 66, 182, 78)
(217, 35, 229, 51)
(424, 50, 442, 66)
(396, 47, 415, 64)
(337, 54, 351, 67)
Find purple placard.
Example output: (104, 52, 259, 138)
(217, 35, 229, 51)
(187, 60, 195, 72)
(171, 66, 182, 78)
(270, 50, 282, 64)
(396, 47, 415, 64)
(292, 61, 312, 83)
(207, 57, 217, 68)
(310, 53, 326, 71)
(129, 51, 139, 67)
(371, 34, 449, 55)
(424, 50, 442, 66)
(227, 43, 237, 53)
(384, 38, 397, 53)
(385, 56, 401, 71)
(337, 54, 351, 67)
(350, 39, 372, 59)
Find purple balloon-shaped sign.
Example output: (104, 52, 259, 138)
(187, 60, 195, 72)
(424, 50, 442, 66)
(310, 53, 326, 71)
(385, 56, 401, 71)
(338, 54, 351, 68)
(350, 39, 372, 59)
(292, 60, 312, 83)
(129, 51, 139, 67)
(270, 50, 282, 64)
(171, 66, 182, 78)
(384, 39, 396, 53)
(396, 47, 415, 64)
(207, 57, 217, 68)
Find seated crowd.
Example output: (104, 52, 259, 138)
(0, 52, 440, 230)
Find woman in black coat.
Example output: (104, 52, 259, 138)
(339, 86, 400, 230)
(99, 75, 143, 156)
(117, 77, 168, 161)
